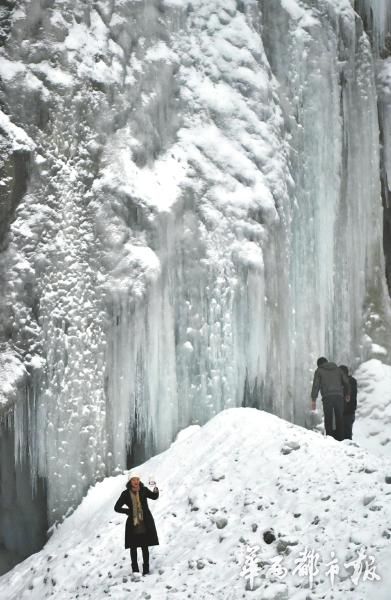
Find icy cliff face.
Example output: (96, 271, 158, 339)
(378, 57, 391, 290)
(0, 0, 389, 569)
(353, 0, 391, 292)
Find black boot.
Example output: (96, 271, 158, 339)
(141, 546, 150, 575)
(130, 547, 139, 572)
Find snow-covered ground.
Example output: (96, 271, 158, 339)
(2, 364, 391, 600)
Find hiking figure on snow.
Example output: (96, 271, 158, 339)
(339, 364, 357, 440)
(311, 357, 350, 441)
(114, 475, 159, 575)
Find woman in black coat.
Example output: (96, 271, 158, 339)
(114, 476, 159, 575)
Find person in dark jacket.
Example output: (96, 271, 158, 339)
(311, 357, 350, 441)
(339, 365, 357, 440)
(114, 476, 159, 575)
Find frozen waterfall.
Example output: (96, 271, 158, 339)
(0, 0, 390, 572)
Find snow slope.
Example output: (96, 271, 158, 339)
(354, 359, 391, 461)
(1, 405, 391, 600)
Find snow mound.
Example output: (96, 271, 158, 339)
(354, 359, 391, 460)
(1, 407, 391, 599)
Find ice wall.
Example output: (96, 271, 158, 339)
(377, 58, 391, 294)
(0, 0, 389, 569)
(354, 0, 391, 55)
(261, 0, 390, 389)
(353, 0, 391, 292)
(0, 415, 47, 575)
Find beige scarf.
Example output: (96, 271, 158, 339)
(130, 490, 144, 526)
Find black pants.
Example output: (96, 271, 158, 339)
(322, 395, 344, 441)
(130, 546, 149, 568)
(343, 413, 355, 440)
